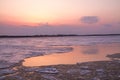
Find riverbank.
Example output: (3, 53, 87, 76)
(0, 37, 120, 80)
(0, 60, 120, 80)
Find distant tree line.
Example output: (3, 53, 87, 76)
(0, 34, 120, 38)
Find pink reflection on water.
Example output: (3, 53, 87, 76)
(23, 43, 120, 67)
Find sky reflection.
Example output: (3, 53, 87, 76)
(23, 43, 120, 67)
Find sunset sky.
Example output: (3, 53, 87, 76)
(0, 0, 120, 35)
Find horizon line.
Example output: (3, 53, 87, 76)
(0, 33, 120, 38)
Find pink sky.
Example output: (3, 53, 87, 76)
(0, 0, 120, 35)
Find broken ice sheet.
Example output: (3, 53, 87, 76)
(0, 60, 14, 69)
(0, 45, 73, 68)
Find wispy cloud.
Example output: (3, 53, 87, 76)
(80, 16, 99, 24)
(102, 24, 113, 27)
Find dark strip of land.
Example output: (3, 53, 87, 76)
(0, 34, 120, 38)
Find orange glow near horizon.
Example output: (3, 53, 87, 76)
(0, 13, 81, 26)
(0, 0, 120, 26)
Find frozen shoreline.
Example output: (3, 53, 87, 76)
(0, 46, 73, 69)
(0, 53, 120, 80)
(0, 36, 120, 80)
(0, 59, 120, 80)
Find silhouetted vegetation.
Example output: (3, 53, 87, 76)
(0, 34, 120, 38)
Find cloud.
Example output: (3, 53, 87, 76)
(38, 22, 50, 27)
(80, 16, 99, 24)
(103, 24, 112, 27)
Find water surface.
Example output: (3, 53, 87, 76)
(0, 36, 120, 68)
(23, 43, 120, 67)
